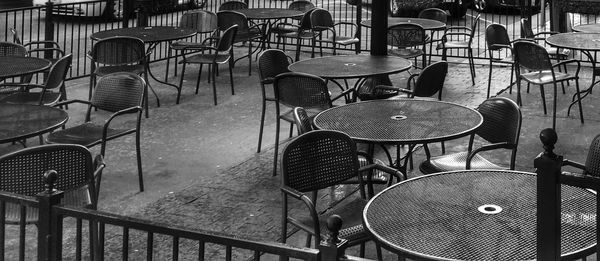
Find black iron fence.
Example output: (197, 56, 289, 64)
(0, 0, 598, 81)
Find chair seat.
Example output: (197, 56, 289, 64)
(491, 55, 514, 64)
(437, 40, 470, 49)
(324, 36, 360, 46)
(0, 91, 61, 105)
(388, 48, 424, 59)
(235, 29, 263, 43)
(271, 24, 299, 35)
(520, 70, 577, 85)
(170, 40, 211, 51)
(182, 53, 232, 64)
(95, 64, 145, 76)
(5, 187, 91, 224)
(46, 122, 132, 147)
(419, 151, 505, 174)
(280, 31, 317, 40)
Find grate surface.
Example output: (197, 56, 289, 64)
(90, 26, 197, 43)
(0, 56, 51, 79)
(363, 170, 597, 260)
(288, 55, 412, 79)
(313, 99, 482, 144)
(0, 104, 68, 143)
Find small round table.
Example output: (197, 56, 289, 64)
(363, 170, 596, 260)
(0, 104, 68, 144)
(572, 23, 600, 33)
(289, 55, 412, 101)
(546, 32, 600, 116)
(313, 99, 482, 173)
(90, 26, 197, 106)
(361, 18, 446, 31)
(0, 56, 51, 79)
(235, 8, 304, 20)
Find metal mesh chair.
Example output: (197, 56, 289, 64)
(418, 8, 448, 64)
(437, 13, 480, 85)
(217, 11, 265, 76)
(275, 8, 318, 61)
(387, 23, 427, 69)
(177, 25, 238, 105)
(0, 144, 103, 224)
(420, 97, 522, 174)
(166, 10, 218, 79)
(309, 8, 359, 57)
(513, 40, 583, 129)
(218, 0, 248, 11)
(485, 23, 515, 99)
(563, 133, 600, 177)
(45, 72, 145, 194)
(268, 0, 315, 50)
(256, 49, 292, 153)
(88, 36, 151, 117)
(0, 41, 27, 56)
(272, 72, 332, 176)
(0, 54, 72, 106)
(520, 18, 570, 61)
(280, 130, 401, 258)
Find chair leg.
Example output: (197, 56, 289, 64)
(515, 78, 522, 106)
(575, 80, 584, 124)
(136, 129, 144, 192)
(177, 62, 186, 105)
(248, 42, 252, 76)
(540, 84, 547, 115)
(257, 98, 267, 153)
(468, 49, 475, 85)
(165, 46, 171, 82)
(552, 83, 557, 129)
(212, 64, 218, 106)
(487, 60, 493, 99)
(273, 114, 281, 176)
(509, 63, 515, 94)
(229, 63, 235, 96)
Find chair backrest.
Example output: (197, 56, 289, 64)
(217, 11, 251, 34)
(467, 14, 481, 44)
(293, 107, 313, 135)
(274, 72, 332, 110)
(355, 75, 395, 101)
(387, 23, 426, 49)
(215, 25, 238, 53)
(583, 134, 600, 176)
(476, 97, 522, 146)
(298, 8, 316, 30)
(289, 0, 315, 12)
(417, 8, 448, 23)
(179, 10, 218, 34)
(0, 42, 27, 56)
(513, 40, 553, 71)
(281, 130, 363, 192)
(90, 72, 145, 113)
(44, 54, 72, 92)
(520, 18, 535, 38)
(485, 23, 511, 51)
(0, 144, 95, 199)
(413, 61, 448, 99)
(257, 49, 291, 84)
(310, 8, 334, 31)
(218, 0, 247, 11)
(90, 36, 146, 66)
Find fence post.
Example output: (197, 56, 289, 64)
(318, 215, 348, 260)
(44, 0, 56, 60)
(36, 170, 65, 261)
(355, 1, 362, 53)
(534, 128, 562, 261)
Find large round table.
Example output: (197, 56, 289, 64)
(572, 23, 600, 33)
(361, 17, 446, 31)
(363, 170, 596, 260)
(235, 8, 304, 20)
(0, 56, 51, 79)
(0, 104, 68, 144)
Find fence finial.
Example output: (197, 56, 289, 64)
(326, 214, 343, 244)
(540, 128, 558, 158)
(43, 170, 58, 193)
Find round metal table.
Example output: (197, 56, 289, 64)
(0, 56, 51, 79)
(546, 32, 600, 117)
(235, 8, 304, 20)
(361, 17, 446, 31)
(363, 170, 597, 260)
(313, 99, 482, 173)
(572, 23, 600, 33)
(0, 104, 68, 144)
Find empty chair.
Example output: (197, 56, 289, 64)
(256, 49, 292, 153)
(485, 23, 515, 99)
(437, 13, 480, 85)
(387, 23, 427, 69)
(275, 8, 318, 61)
(218, 0, 248, 11)
(420, 97, 522, 174)
(272, 72, 332, 176)
(418, 8, 448, 64)
(177, 25, 238, 105)
(563, 133, 600, 176)
(166, 10, 218, 79)
(268, 0, 315, 49)
(0, 41, 27, 56)
(217, 11, 264, 75)
(310, 8, 360, 57)
(46, 72, 145, 194)
(520, 18, 570, 62)
(0, 54, 72, 106)
(280, 129, 401, 257)
(512, 40, 583, 129)
(354, 75, 396, 102)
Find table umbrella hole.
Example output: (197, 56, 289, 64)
(478, 204, 502, 214)
(390, 115, 407, 121)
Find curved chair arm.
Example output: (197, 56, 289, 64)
(334, 22, 358, 33)
(53, 99, 91, 107)
(442, 32, 471, 42)
(407, 73, 421, 89)
(562, 159, 586, 170)
(444, 26, 471, 33)
(24, 40, 61, 49)
(103, 106, 143, 132)
(490, 43, 512, 50)
(281, 185, 320, 236)
(553, 59, 581, 76)
(359, 163, 405, 183)
(465, 142, 514, 169)
(92, 154, 106, 206)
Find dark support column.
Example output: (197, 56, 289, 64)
(44, 1, 55, 59)
(549, 0, 566, 32)
(37, 170, 65, 261)
(370, 0, 388, 55)
(534, 128, 562, 261)
(355, 1, 362, 54)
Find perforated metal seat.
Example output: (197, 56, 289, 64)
(420, 97, 522, 174)
(46, 72, 145, 194)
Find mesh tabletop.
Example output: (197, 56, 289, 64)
(288, 55, 412, 79)
(236, 8, 304, 19)
(361, 18, 446, 30)
(0, 104, 68, 143)
(0, 56, 51, 79)
(363, 170, 597, 260)
(572, 24, 600, 33)
(90, 26, 197, 43)
(546, 33, 600, 51)
(313, 99, 482, 144)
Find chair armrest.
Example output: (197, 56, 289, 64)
(444, 26, 471, 32)
(93, 154, 106, 180)
(359, 163, 405, 182)
(533, 31, 558, 38)
(105, 106, 142, 126)
(281, 185, 320, 236)
(562, 159, 586, 170)
(53, 99, 91, 107)
(491, 43, 512, 50)
(407, 73, 420, 88)
(552, 59, 580, 75)
(466, 142, 513, 169)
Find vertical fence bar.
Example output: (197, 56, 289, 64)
(44, 0, 56, 60)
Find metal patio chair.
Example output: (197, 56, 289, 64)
(418, 8, 448, 64)
(268, 0, 315, 50)
(274, 8, 317, 61)
(437, 13, 480, 85)
(218, 0, 248, 11)
(309, 8, 360, 57)
(485, 23, 515, 99)
(387, 23, 427, 69)
(217, 10, 265, 76)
